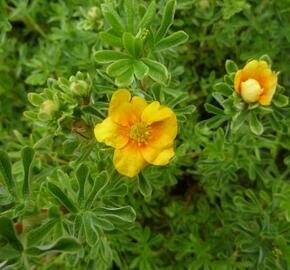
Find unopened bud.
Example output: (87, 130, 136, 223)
(39, 100, 57, 120)
(70, 80, 90, 97)
(241, 79, 263, 103)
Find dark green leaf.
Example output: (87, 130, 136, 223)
(155, 0, 176, 42)
(21, 146, 35, 197)
(204, 103, 225, 115)
(0, 150, 16, 197)
(26, 237, 81, 256)
(47, 182, 78, 213)
(0, 247, 21, 260)
(26, 219, 58, 246)
(155, 31, 188, 50)
(0, 217, 23, 251)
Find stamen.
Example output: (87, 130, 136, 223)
(129, 122, 151, 144)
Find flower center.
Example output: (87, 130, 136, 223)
(129, 122, 151, 144)
(241, 78, 264, 103)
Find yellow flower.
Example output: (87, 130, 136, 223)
(234, 60, 278, 106)
(94, 89, 178, 177)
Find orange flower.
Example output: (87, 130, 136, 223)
(94, 89, 177, 177)
(234, 60, 278, 106)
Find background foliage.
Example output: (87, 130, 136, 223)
(0, 0, 290, 269)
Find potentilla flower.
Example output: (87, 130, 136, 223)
(234, 60, 278, 105)
(94, 89, 178, 177)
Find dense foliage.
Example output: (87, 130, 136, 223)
(0, 0, 290, 269)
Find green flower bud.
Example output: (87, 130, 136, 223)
(70, 80, 90, 97)
(39, 100, 58, 121)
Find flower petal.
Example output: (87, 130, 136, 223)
(110, 92, 148, 126)
(113, 141, 146, 177)
(148, 114, 177, 149)
(141, 101, 173, 125)
(259, 75, 278, 105)
(109, 89, 131, 116)
(234, 70, 243, 93)
(94, 117, 129, 149)
(141, 145, 175, 165)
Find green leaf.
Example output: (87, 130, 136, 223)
(99, 30, 123, 47)
(26, 219, 58, 246)
(204, 103, 225, 115)
(273, 94, 289, 107)
(0, 247, 21, 260)
(94, 50, 130, 63)
(249, 112, 264, 135)
(106, 59, 133, 77)
(92, 215, 115, 231)
(0, 150, 16, 197)
(82, 212, 99, 247)
(155, 0, 176, 42)
(25, 72, 47, 86)
(213, 82, 233, 96)
(259, 54, 272, 66)
(230, 112, 248, 133)
(225, 60, 238, 74)
(155, 31, 188, 50)
(85, 171, 109, 209)
(138, 174, 152, 198)
(27, 93, 45, 106)
(26, 237, 81, 256)
(133, 61, 149, 80)
(0, 217, 23, 251)
(115, 67, 134, 86)
(125, 0, 134, 32)
(76, 164, 89, 205)
(94, 206, 136, 223)
(101, 4, 125, 33)
(21, 146, 35, 198)
(142, 58, 168, 84)
(122, 32, 142, 57)
(138, 1, 156, 29)
(47, 182, 78, 213)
